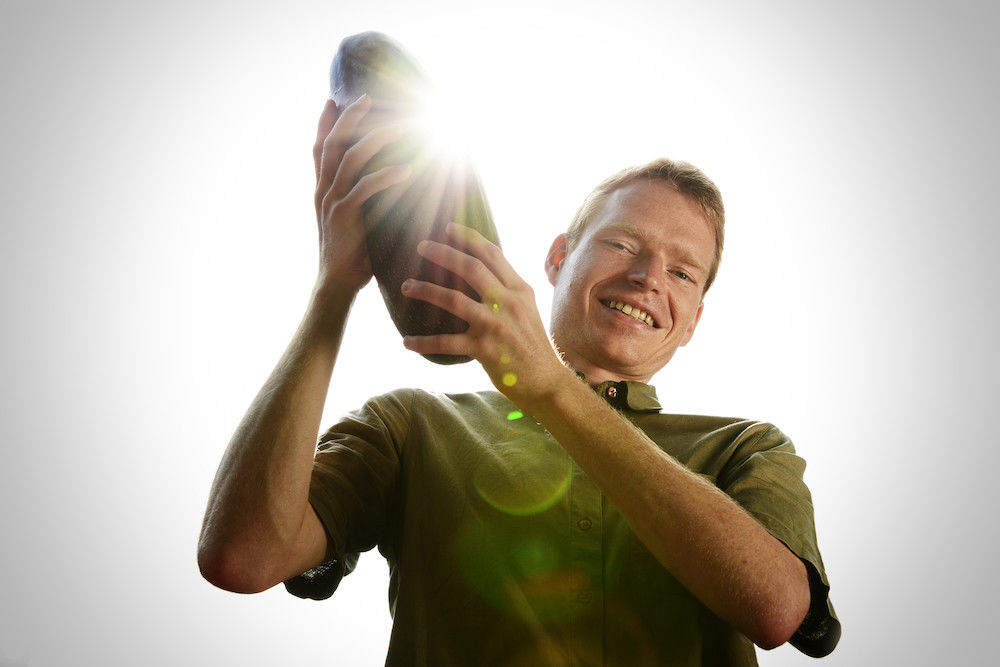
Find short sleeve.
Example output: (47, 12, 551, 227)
(283, 389, 412, 600)
(718, 424, 841, 657)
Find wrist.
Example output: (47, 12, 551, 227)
(313, 272, 363, 303)
(514, 358, 581, 416)
(306, 278, 360, 334)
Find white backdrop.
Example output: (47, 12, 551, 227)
(1, 0, 997, 665)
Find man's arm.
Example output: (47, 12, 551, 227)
(401, 224, 810, 649)
(527, 381, 811, 649)
(197, 95, 411, 593)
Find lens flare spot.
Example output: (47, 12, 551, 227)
(507, 410, 523, 421)
(502, 372, 517, 387)
(500, 353, 511, 365)
(492, 302, 500, 313)
(455, 520, 592, 623)
(472, 433, 572, 517)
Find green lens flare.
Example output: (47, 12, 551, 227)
(472, 433, 571, 517)
(507, 410, 523, 421)
(455, 520, 593, 623)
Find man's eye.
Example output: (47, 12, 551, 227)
(607, 241, 629, 251)
(672, 270, 690, 281)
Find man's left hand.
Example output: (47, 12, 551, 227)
(400, 223, 571, 408)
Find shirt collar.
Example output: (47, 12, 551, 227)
(574, 371, 662, 413)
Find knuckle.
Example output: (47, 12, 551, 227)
(324, 129, 347, 154)
(351, 174, 378, 201)
(462, 252, 482, 273)
(471, 251, 492, 272)
(478, 270, 498, 290)
(355, 170, 379, 189)
(319, 189, 333, 211)
(482, 242, 501, 261)
(358, 127, 387, 152)
(444, 289, 464, 310)
(328, 199, 353, 219)
(481, 311, 501, 332)
(342, 139, 364, 162)
(358, 167, 401, 199)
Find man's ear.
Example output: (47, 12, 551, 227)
(545, 234, 570, 286)
(680, 301, 705, 347)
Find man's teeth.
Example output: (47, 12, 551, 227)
(606, 300, 655, 326)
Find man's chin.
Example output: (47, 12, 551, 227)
(591, 347, 655, 379)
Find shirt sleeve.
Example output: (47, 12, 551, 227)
(283, 389, 412, 601)
(717, 424, 841, 657)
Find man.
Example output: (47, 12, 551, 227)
(199, 94, 840, 665)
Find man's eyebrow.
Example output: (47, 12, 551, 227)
(600, 223, 709, 275)
(602, 223, 645, 239)
(675, 250, 709, 275)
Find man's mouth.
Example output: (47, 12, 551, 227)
(601, 300, 657, 327)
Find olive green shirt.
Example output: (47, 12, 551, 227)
(286, 381, 840, 665)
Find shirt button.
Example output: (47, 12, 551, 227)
(577, 591, 593, 604)
(577, 518, 593, 531)
(606, 386, 617, 398)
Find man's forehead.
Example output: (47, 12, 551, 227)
(578, 181, 714, 267)
(594, 182, 711, 236)
(603, 179, 699, 215)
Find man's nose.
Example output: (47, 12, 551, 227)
(627, 253, 664, 291)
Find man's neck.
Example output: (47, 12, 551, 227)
(558, 352, 651, 388)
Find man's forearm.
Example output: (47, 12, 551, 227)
(527, 372, 811, 649)
(197, 282, 356, 592)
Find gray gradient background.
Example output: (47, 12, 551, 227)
(1, 0, 997, 665)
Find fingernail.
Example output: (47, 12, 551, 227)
(401, 279, 413, 293)
(416, 240, 429, 254)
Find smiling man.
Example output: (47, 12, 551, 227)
(199, 95, 840, 665)
(547, 173, 717, 384)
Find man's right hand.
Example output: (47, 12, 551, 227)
(312, 95, 412, 294)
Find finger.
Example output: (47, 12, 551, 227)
(334, 164, 412, 212)
(416, 239, 501, 298)
(316, 95, 372, 199)
(445, 223, 521, 288)
(313, 99, 339, 182)
(402, 333, 472, 358)
(400, 278, 485, 324)
(400, 278, 499, 333)
(331, 123, 407, 200)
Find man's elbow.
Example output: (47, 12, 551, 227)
(197, 541, 278, 594)
(753, 619, 800, 651)
(751, 581, 812, 650)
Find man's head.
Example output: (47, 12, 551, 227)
(566, 158, 725, 295)
(544, 159, 725, 384)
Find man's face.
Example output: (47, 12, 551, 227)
(546, 180, 716, 384)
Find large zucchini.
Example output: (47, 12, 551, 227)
(330, 32, 500, 364)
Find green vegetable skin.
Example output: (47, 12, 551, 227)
(330, 32, 500, 365)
